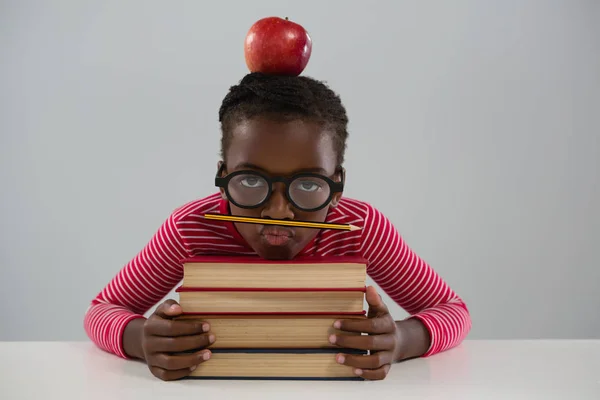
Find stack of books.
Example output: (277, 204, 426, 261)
(176, 255, 368, 380)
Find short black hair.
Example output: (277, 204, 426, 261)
(218, 72, 349, 166)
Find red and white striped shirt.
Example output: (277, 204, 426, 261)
(84, 192, 471, 359)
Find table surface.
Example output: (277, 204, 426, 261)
(1, 340, 598, 400)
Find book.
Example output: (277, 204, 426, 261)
(176, 287, 366, 314)
(177, 314, 366, 348)
(186, 348, 366, 380)
(180, 255, 367, 288)
(177, 255, 369, 380)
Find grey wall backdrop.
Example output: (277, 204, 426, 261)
(1, 0, 598, 342)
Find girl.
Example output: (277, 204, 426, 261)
(84, 72, 471, 381)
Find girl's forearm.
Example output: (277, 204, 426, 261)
(123, 318, 146, 360)
(393, 318, 431, 361)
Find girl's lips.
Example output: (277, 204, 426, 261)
(260, 226, 294, 246)
(261, 233, 291, 246)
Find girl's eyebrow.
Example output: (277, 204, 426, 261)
(233, 162, 328, 175)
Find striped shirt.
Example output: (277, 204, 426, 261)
(84, 192, 471, 358)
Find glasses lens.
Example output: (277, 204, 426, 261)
(289, 176, 331, 210)
(228, 173, 269, 206)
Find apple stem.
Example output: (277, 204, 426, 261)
(285, 16, 288, 20)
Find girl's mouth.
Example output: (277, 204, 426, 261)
(260, 226, 294, 247)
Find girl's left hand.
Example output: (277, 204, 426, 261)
(329, 285, 402, 380)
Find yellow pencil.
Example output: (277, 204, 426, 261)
(203, 213, 361, 231)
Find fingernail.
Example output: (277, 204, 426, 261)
(209, 334, 215, 343)
(202, 351, 211, 360)
(169, 305, 178, 311)
(202, 323, 210, 332)
(336, 354, 345, 364)
(329, 334, 336, 344)
(190, 365, 197, 371)
(333, 320, 341, 329)
(355, 368, 363, 375)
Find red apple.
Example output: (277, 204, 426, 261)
(244, 16, 312, 76)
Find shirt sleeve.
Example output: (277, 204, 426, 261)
(359, 204, 472, 356)
(83, 213, 190, 358)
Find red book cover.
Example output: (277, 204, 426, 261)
(180, 254, 368, 265)
(179, 311, 367, 316)
(176, 286, 367, 292)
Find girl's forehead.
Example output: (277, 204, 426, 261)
(226, 117, 338, 175)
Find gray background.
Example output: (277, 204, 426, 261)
(1, 0, 598, 342)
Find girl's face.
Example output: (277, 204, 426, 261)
(218, 116, 344, 260)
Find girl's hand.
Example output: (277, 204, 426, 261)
(141, 300, 215, 380)
(329, 286, 402, 380)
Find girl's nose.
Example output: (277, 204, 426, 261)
(261, 184, 294, 220)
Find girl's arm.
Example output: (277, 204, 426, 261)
(359, 204, 471, 357)
(83, 213, 189, 358)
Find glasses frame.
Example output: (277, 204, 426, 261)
(215, 163, 344, 212)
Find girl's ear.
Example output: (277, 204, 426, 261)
(329, 167, 346, 208)
(217, 161, 227, 200)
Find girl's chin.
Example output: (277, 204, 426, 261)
(252, 243, 298, 260)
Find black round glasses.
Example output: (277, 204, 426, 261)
(215, 164, 344, 212)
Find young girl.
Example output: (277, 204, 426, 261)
(84, 72, 471, 381)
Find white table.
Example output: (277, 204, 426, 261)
(1, 340, 598, 399)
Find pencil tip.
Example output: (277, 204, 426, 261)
(349, 224, 361, 231)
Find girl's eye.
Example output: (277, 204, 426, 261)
(296, 181, 321, 192)
(240, 176, 265, 188)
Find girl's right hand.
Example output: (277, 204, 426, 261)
(141, 299, 214, 381)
